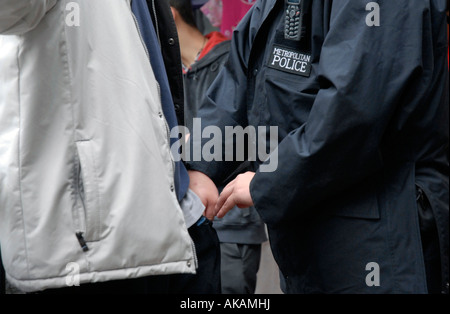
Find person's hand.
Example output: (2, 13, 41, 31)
(188, 170, 219, 220)
(215, 172, 255, 218)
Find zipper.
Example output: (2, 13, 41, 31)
(190, 238, 199, 270)
(416, 187, 423, 202)
(76, 232, 89, 252)
(156, 81, 176, 184)
(131, 12, 151, 61)
(130, 9, 176, 190)
(74, 151, 88, 251)
(145, 1, 176, 189)
(416, 186, 428, 210)
(151, 0, 161, 46)
(131, 1, 196, 268)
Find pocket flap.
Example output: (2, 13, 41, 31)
(329, 179, 380, 220)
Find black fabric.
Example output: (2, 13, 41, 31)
(147, 0, 186, 126)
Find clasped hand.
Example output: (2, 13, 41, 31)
(188, 170, 255, 220)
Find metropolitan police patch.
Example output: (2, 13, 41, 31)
(268, 44, 312, 77)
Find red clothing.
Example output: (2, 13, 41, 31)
(183, 31, 228, 74)
(197, 31, 229, 61)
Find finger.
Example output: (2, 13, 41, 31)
(215, 180, 235, 211)
(216, 194, 237, 219)
(204, 195, 219, 220)
(204, 204, 216, 221)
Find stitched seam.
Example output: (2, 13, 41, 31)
(16, 35, 30, 281)
(61, 1, 91, 271)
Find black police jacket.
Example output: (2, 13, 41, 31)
(187, 0, 449, 293)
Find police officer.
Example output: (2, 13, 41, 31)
(187, 0, 449, 294)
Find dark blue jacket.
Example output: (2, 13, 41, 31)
(187, 0, 449, 293)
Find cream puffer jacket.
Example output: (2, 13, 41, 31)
(0, 0, 196, 292)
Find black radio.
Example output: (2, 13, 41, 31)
(284, 0, 302, 41)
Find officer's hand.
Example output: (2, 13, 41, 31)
(215, 172, 255, 218)
(188, 170, 219, 221)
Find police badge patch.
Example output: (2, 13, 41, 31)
(268, 44, 312, 77)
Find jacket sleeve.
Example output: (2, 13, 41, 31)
(0, 0, 57, 35)
(250, 0, 441, 225)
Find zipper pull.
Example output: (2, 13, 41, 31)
(76, 232, 89, 252)
(416, 186, 423, 202)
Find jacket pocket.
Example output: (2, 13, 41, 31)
(73, 140, 102, 242)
